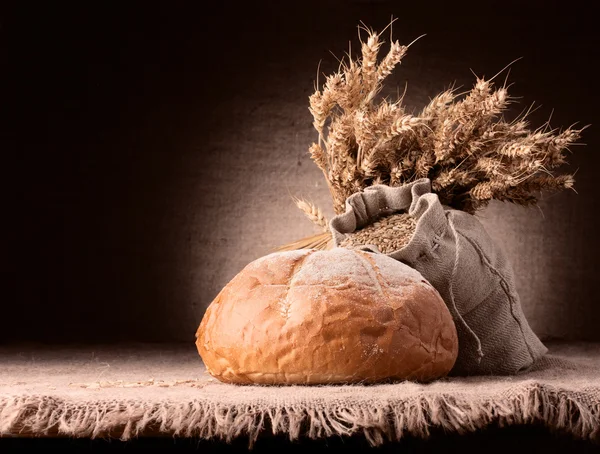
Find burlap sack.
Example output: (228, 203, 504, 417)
(329, 178, 548, 376)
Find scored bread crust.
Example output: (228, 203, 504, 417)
(196, 248, 458, 385)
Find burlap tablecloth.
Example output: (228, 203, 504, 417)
(1, 342, 598, 447)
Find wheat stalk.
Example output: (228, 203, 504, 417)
(279, 21, 587, 251)
(275, 232, 333, 252)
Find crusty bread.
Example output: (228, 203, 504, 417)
(196, 248, 458, 385)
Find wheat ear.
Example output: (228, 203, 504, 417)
(293, 198, 329, 232)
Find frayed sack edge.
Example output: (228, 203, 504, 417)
(1, 384, 599, 448)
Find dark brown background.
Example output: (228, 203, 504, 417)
(1, 1, 598, 344)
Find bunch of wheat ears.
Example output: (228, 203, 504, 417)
(280, 24, 585, 252)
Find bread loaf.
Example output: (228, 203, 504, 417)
(196, 248, 458, 384)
